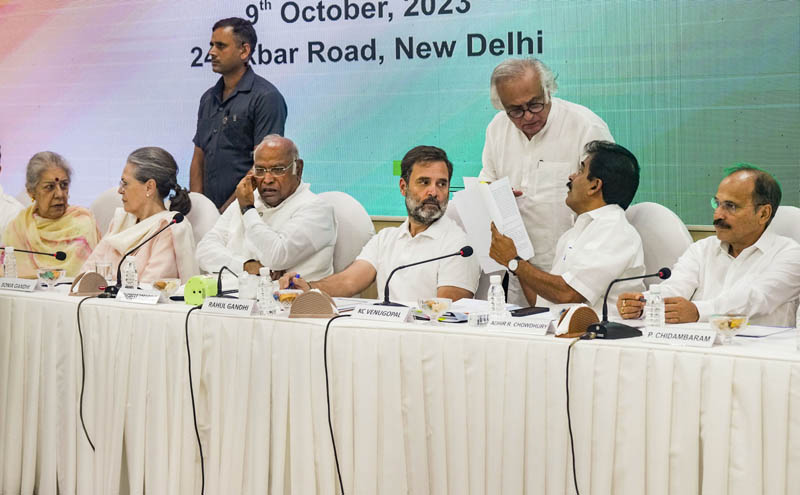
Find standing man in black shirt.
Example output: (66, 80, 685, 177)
(191, 17, 287, 211)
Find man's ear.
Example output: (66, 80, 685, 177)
(588, 177, 603, 197)
(758, 204, 772, 227)
(240, 42, 252, 62)
(294, 159, 304, 180)
(399, 177, 408, 197)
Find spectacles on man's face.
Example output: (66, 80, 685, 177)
(252, 160, 296, 178)
(505, 99, 546, 119)
(711, 196, 765, 215)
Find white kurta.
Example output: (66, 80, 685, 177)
(479, 97, 613, 304)
(541, 204, 645, 316)
(0, 184, 23, 235)
(196, 182, 336, 281)
(656, 229, 800, 326)
(357, 215, 480, 303)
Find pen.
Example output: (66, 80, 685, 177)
(288, 273, 300, 288)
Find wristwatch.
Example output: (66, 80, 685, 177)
(507, 256, 523, 275)
(240, 204, 256, 215)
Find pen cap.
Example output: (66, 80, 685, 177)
(259, 267, 271, 277)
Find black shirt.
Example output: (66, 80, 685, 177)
(193, 66, 287, 208)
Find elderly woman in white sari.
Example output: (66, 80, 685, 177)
(82, 147, 198, 282)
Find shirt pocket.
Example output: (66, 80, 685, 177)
(524, 160, 573, 204)
(220, 112, 253, 149)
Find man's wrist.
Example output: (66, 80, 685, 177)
(507, 256, 523, 274)
(240, 203, 255, 215)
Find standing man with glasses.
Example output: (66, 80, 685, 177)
(191, 17, 287, 212)
(617, 165, 800, 326)
(196, 135, 336, 279)
(479, 58, 613, 305)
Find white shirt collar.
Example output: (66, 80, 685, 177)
(398, 215, 452, 240)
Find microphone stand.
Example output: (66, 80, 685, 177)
(376, 251, 464, 307)
(102, 216, 182, 297)
(0, 246, 67, 261)
(216, 266, 239, 298)
(587, 270, 669, 340)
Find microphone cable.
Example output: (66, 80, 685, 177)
(565, 336, 583, 495)
(184, 305, 205, 495)
(76, 295, 99, 451)
(324, 314, 351, 495)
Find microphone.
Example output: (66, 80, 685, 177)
(1, 246, 67, 261)
(587, 267, 671, 339)
(377, 245, 473, 306)
(103, 213, 184, 297)
(216, 265, 239, 298)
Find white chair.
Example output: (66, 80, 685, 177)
(318, 191, 375, 272)
(626, 202, 693, 288)
(768, 205, 800, 243)
(184, 192, 220, 246)
(89, 186, 122, 234)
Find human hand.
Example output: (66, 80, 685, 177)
(235, 172, 256, 209)
(243, 259, 263, 275)
(617, 292, 645, 319)
(664, 297, 699, 323)
(278, 271, 311, 291)
(489, 222, 518, 266)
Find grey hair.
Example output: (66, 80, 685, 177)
(490, 58, 558, 110)
(26, 151, 73, 193)
(255, 134, 299, 161)
(127, 146, 192, 215)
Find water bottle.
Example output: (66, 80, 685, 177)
(644, 284, 665, 330)
(121, 257, 138, 289)
(2, 247, 17, 278)
(488, 274, 508, 319)
(256, 267, 278, 316)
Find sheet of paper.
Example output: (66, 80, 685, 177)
(452, 189, 505, 273)
(485, 178, 534, 260)
(454, 177, 534, 272)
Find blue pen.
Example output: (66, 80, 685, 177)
(288, 273, 300, 288)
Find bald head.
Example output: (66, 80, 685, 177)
(255, 134, 299, 160)
(252, 134, 303, 207)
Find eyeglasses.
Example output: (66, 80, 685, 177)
(711, 197, 765, 214)
(252, 160, 296, 178)
(506, 101, 546, 119)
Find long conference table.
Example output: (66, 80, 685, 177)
(1, 289, 799, 495)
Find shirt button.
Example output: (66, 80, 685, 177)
(213, 128, 217, 133)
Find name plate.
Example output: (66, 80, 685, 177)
(116, 287, 162, 305)
(350, 304, 411, 323)
(641, 326, 716, 348)
(0, 278, 38, 292)
(202, 297, 255, 316)
(488, 316, 553, 335)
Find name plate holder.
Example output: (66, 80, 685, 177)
(487, 315, 554, 335)
(202, 297, 255, 316)
(641, 325, 716, 348)
(0, 278, 38, 292)
(116, 287, 162, 305)
(350, 304, 412, 323)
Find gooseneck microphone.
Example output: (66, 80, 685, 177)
(103, 213, 185, 297)
(0, 246, 67, 261)
(377, 245, 473, 307)
(587, 267, 671, 339)
(216, 265, 239, 298)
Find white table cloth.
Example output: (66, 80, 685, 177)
(1, 289, 799, 495)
